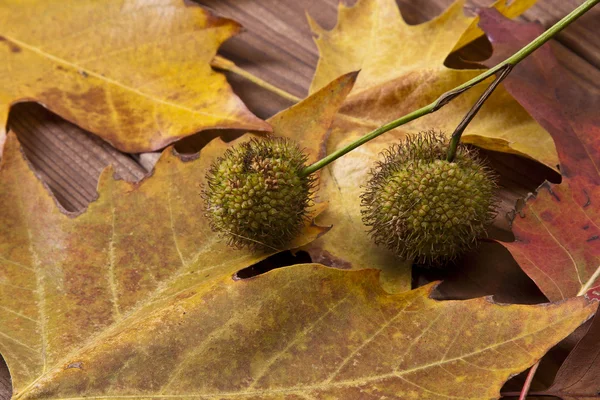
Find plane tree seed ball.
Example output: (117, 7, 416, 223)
(204, 137, 315, 250)
(361, 131, 497, 263)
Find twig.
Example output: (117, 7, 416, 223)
(446, 64, 513, 162)
(300, 0, 600, 177)
(518, 361, 540, 400)
(211, 55, 302, 103)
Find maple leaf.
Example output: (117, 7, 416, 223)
(0, 0, 270, 155)
(3, 252, 597, 400)
(479, 10, 600, 301)
(302, 0, 557, 291)
(0, 73, 357, 398)
(452, 0, 537, 52)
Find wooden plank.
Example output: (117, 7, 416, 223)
(0, 369, 8, 400)
(523, 0, 600, 69)
(198, 0, 339, 98)
(8, 103, 148, 212)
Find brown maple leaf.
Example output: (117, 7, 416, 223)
(544, 312, 600, 399)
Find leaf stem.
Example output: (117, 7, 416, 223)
(446, 64, 512, 162)
(518, 361, 540, 400)
(300, 0, 600, 177)
(211, 55, 302, 103)
(577, 265, 600, 297)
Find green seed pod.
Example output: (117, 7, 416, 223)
(361, 130, 497, 263)
(204, 137, 314, 250)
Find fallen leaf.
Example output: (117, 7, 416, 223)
(6, 263, 598, 400)
(479, 10, 600, 301)
(0, 0, 270, 155)
(0, 73, 356, 397)
(539, 312, 600, 400)
(272, 71, 358, 166)
(453, 0, 537, 52)
(304, 0, 555, 291)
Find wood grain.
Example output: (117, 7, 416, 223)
(0, 1, 597, 398)
(9, 103, 148, 212)
(524, 0, 600, 69)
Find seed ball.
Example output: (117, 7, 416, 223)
(361, 130, 497, 263)
(203, 137, 314, 250)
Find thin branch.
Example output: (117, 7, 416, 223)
(300, 0, 600, 177)
(518, 361, 540, 400)
(446, 64, 513, 162)
(211, 55, 302, 103)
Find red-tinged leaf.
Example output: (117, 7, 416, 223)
(480, 9, 600, 301)
(588, 284, 600, 301)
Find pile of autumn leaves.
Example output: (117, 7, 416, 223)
(0, 0, 599, 399)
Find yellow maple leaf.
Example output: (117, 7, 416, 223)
(7, 263, 597, 400)
(0, 0, 270, 155)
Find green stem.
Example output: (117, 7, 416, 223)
(301, 0, 599, 177)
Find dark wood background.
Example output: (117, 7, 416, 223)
(1, 0, 598, 398)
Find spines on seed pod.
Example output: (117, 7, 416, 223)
(361, 130, 498, 264)
(204, 137, 315, 250)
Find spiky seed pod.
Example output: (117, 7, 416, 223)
(361, 130, 497, 264)
(203, 137, 315, 250)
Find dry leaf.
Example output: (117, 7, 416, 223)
(4, 260, 597, 399)
(453, 0, 537, 52)
(0, 73, 357, 397)
(541, 312, 600, 399)
(479, 10, 600, 301)
(304, 0, 555, 291)
(0, 0, 270, 155)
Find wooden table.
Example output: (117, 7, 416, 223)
(1, 0, 598, 397)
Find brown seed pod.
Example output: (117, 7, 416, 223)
(361, 130, 498, 263)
